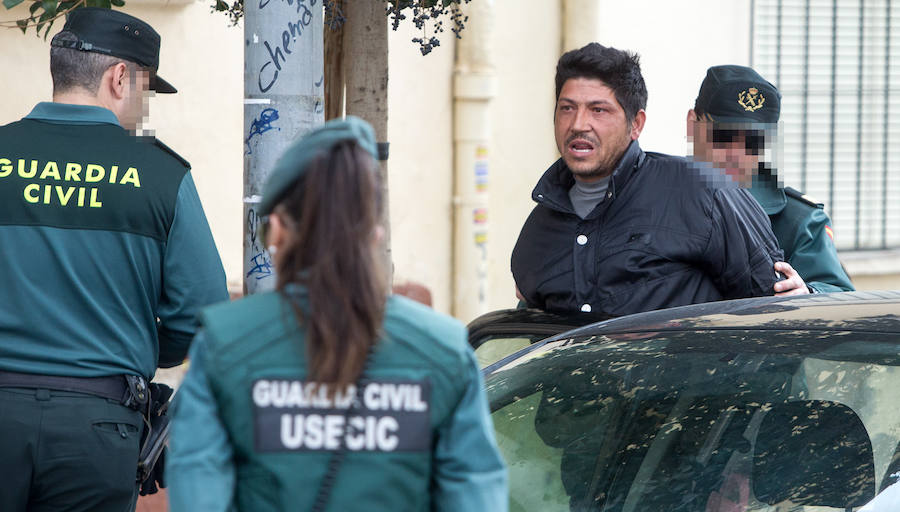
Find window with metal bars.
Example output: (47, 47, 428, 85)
(752, 0, 900, 250)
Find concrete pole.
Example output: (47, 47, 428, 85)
(243, 0, 324, 295)
(562, 0, 600, 52)
(452, 0, 496, 321)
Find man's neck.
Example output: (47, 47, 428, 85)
(52, 89, 104, 108)
(52, 90, 129, 128)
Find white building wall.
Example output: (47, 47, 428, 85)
(485, 0, 563, 315)
(386, 20, 457, 314)
(595, 0, 753, 156)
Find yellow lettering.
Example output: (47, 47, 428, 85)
(23, 183, 39, 203)
(89, 188, 102, 208)
(0, 158, 12, 178)
(77, 187, 85, 207)
(109, 166, 119, 184)
(119, 167, 140, 188)
(43, 184, 51, 204)
(65, 163, 82, 181)
(85, 164, 105, 183)
(18, 159, 37, 178)
(56, 186, 75, 206)
(39, 161, 61, 181)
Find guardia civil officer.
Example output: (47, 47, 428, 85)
(0, 8, 228, 511)
(166, 117, 508, 512)
(687, 65, 855, 295)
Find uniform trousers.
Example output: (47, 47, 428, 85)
(0, 387, 143, 512)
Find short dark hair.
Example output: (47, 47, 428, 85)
(50, 30, 135, 94)
(555, 43, 648, 123)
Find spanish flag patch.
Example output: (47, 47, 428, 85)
(825, 225, 834, 241)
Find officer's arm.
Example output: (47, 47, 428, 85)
(157, 173, 229, 367)
(704, 189, 784, 298)
(166, 331, 236, 512)
(432, 349, 509, 512)
(787, 208, 855, 293)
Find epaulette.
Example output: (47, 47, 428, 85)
(784, 186, 823, 209)
(150, 137, 192, 170)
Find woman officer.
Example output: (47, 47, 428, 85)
(165, 117, 508, 512)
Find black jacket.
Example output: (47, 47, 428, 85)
(511, 141, 784, 315)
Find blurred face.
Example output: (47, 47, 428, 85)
(688, 111, 766, 185)
(554, 78, 644, 182)
(119, 68, 151, 131)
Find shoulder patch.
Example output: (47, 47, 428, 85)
(147, 137, 191, 170)
(784, 187, 824, 209)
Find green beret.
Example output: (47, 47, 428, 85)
(259, 116, 378, 215)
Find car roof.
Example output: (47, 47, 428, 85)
(544, 291, 900, 339)
(482, 291, 900, 375)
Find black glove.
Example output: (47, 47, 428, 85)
(139, 446, 166, 495)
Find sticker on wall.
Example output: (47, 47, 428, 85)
(475, 146, 488, 193)
(473, 208, 488, 225)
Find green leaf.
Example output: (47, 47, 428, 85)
(110, 0, 124, 6)
(3, 0, 27, 9)
(29, 0, 41, 13)
(41, 0, 57, 15)
(16, 18, 28, 34)
(41, 18, 54, 39)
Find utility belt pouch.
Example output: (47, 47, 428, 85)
(122, 375, 150, 411)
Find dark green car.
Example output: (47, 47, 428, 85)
(470, 291, 900, 511)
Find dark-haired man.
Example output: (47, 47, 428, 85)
(0, 8, 228, 511)
(511, 43, 783, 315)
(687, 65, 854, 295)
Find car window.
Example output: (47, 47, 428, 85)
(486, 331, 900, 512)
(474, 334, 545, 368)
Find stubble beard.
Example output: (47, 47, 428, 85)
(568, 129, 632, 181)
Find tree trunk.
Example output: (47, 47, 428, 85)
(324, 0, 344, 121)
(342, 0, 392, 282)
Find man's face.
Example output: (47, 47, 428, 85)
(688, 112, 766, 185)
(120, 68, 151, 132)
(554, 78, 641, 182)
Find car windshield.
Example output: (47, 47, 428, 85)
(486, 329, 900, 512)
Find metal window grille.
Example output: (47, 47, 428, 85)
(752, 0, 900, 250)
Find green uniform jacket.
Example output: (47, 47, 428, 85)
(0, 103, 228, 379)
(166, 287, 508, 512)
(750, 181, 855, 293)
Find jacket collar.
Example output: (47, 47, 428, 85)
(25, 102, 121, 127)
(532, 140, 644, 214)
(748, 174, 787, 215)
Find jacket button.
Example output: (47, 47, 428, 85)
(606, 191, 612, 199)
(577, 235, 588, 245)
(581, 304, 592, 312)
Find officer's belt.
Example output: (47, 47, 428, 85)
(0, 370, 134, 404)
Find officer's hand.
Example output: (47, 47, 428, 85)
(773, 262, 810, 296)
(139, 447, 166, 496)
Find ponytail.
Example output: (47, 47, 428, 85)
(273, 140, 387, 392)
